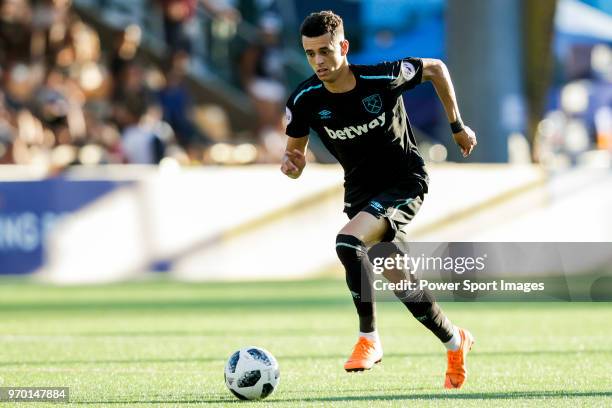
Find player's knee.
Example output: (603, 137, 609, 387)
(335, 234, 366, 264)
(366, 241, 401, 265)
(366, 242, 412, 283)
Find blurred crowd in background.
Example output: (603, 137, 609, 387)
(537, 47, 612, 169)
(0, 0, 289, 169)
(0, 0, 611, 170)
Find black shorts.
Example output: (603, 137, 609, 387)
(345, 180, 425, 242)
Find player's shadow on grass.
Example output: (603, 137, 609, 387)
(75, 391, 612, 405)
(211, 390, 612, 404)
(275, 348, 612, 362)
(285, 390, 612, 402)
(2, 348, 610, 368)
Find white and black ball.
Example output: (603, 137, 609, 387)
(224, 346, 280, 400)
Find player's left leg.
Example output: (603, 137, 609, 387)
(362, 184, 475, 388)
(368, 242, 475, 388)
(368, 242, 456, 341)
(337, 211, 388, 371)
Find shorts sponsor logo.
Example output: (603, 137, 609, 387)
(285, 107, 292, 125)
(323, 113, 385, 141)
(362, 94, 383, 114)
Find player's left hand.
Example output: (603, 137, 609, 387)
(453, 126, 477, 158)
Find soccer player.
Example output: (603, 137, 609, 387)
(281, 11, 477, 389)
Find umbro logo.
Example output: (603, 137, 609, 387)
(369, 201, 384, 211)
(318, 109, 332, 119)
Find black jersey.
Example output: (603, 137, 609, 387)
(285, 57, 429, 212)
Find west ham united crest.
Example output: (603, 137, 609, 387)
(362, 94, 382, 114)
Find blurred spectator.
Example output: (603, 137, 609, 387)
(34, 68, 70, 142)
(203, 0, 241, 21)
(239, 12, 286, 162)
(158, 0, 197, 57)
(4, 62, 42, 108)
(157, 53, 210, 161)
(113, 63, 154, 129)
(0, 90, 16, 164)
(82, 109, 124, 164)
(30, 0, 72, 65)
(110, 24, 142, 79)
(0, 0, 33, 65)
(158, 0, 240, 61)
(121, 99, 166, 164)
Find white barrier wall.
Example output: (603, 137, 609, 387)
(4, 163, 606, 284)
(38, 165, 346, 283)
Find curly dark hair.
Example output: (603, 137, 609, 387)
(300, 10, 344, 39)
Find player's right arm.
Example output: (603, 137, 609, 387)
(283, 81, 314, 179)
(281, 135, 308, 179)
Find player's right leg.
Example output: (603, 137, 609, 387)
(336, 212, 387, 371)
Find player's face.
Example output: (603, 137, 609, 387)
(302, 33, 349, 82)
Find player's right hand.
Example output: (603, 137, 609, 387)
(281, 149, 306, 179)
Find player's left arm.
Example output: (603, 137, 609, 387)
(421, 58, 477, 158)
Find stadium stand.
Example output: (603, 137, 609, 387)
(0, 0, 304, 169)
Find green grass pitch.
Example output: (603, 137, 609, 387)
(0, 278, 611, 407)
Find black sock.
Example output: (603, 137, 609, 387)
(336, 234, 376, 333)
(394, 287, 454, 342)
(368, 242, 454, 342)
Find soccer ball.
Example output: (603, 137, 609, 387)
(224, 346, 280, 400)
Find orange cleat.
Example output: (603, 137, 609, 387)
(344, 336, 383, 372)
(444, 327, 475, 389)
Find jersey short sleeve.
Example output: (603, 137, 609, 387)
(285, 91, 310, 138)
(385, 57, 424, 94)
